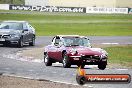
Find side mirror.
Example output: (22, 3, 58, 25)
(23, 29, 28, 31)
(22, 29, 28, 33)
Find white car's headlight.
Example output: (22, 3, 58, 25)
(10, 34, 20, 38)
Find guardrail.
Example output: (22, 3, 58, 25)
(86, 7, 128, 14)
(9, 5, 86, 13)
(0, 4, 131, 14)
(0, 4, 9, 10)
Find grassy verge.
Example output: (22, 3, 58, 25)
(0, 10, 132, 36)
(0, 0, 24, 4)
(105, 45, 132, 68)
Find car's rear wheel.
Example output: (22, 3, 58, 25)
(18, 38, 23, 48)
(44, 53, 52, 66)
(98, 61, 106, 70)
(62, 52, 71, 68)
(29, 37, 35, 46)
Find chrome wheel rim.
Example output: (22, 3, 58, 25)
(63, 56, 66, 66)
(44, 55, 48, 63)
(20, 40, 23, 47)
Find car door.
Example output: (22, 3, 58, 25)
(48, 37, 58, 59)
(48, 36, 62, 61)
(53, 37, 63, 61)
(27, 23, 34, 42)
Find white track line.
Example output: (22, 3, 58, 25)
(101, 43, 119, 45)
(116, 69, 128, 71)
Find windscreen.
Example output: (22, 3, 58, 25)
(63, 37, 91, 47)
(0, 22, 23, 30)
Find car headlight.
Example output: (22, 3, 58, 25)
(10, 34, 20, 38)
(70, 48, 77, 55)
(101, 49, 108, 55)
(101, 53, 107, 58)
(100, 49, 108, 58)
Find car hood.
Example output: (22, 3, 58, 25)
(0, 29, 21, 35)
(66, 46, 106, 56)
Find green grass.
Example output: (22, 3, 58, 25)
(0, 10, 132, 36)
(105, 45, 132, 67)
(0, 0, 24, 4)
(35, 23, 132, 36)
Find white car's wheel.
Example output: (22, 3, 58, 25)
(18, 38, 23, 48)
(29, 37, 35, 46)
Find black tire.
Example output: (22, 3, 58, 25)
(29, 37, 35, 46)
(62, 52, 71, 68)
(77, 64, 85, 69)
(98, 61, 106, 70)
(44, 53, 52, 66)
(18, 38, 23, 48)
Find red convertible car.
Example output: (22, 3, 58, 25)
(44, 35, 108, 70)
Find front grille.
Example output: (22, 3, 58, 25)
(0, 34, 10, 39)
(82, 55, 100, 60)
(3, 35, 10, 38)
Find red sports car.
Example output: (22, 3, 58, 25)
(44, 35, 108, 70)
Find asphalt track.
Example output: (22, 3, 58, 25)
(0, 36, 132, 88)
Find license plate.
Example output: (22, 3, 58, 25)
(0, 38, 5, 41)
(73, 58, 79, 60)
(86, 60, 91, 62)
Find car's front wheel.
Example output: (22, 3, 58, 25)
(29, 37, 35, 46)
(44, 53, 52, 66)
(62, 52, 71, 68)
(18, 38, 23, 48)
(98, 61, 106, 70)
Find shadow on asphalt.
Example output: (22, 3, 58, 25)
(51, 65, 92, 70)
(0, 44, 36, 48)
